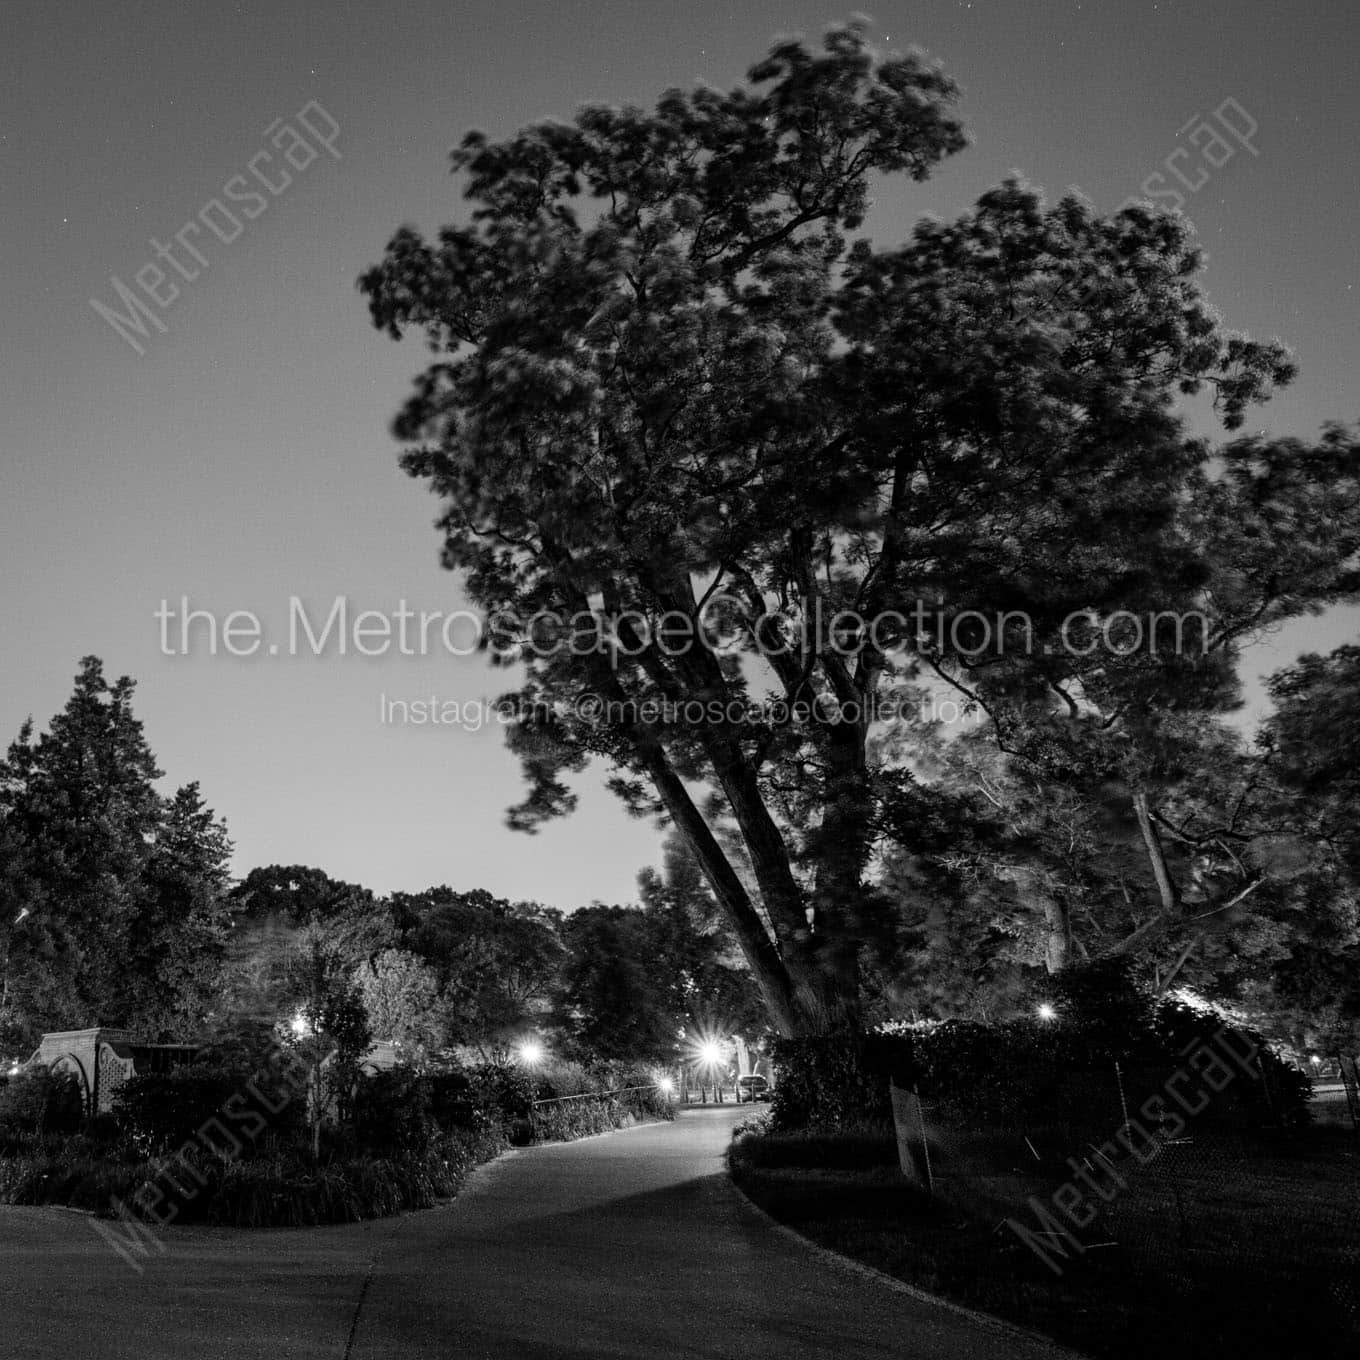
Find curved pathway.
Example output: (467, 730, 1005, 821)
(0, 1107, 1075, 1359)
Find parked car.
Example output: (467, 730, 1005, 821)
(735, 1074, 771, 1104)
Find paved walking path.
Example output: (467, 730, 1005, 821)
(0, 1107, 1074, 1359)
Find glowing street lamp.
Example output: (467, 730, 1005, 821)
(289, 1009, 312, 1039)
(1036, 1003, 1058, 1023)
(690, 1034, 729, 1103)
(657, 1075, 676, 1097)
(517, 1038, 545, 1068)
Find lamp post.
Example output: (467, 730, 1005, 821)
(698, 1039, 724, 1103)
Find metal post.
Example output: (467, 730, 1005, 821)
(1114, 1059, 1131, 1135)
(1339, 1054, 1360, 1134)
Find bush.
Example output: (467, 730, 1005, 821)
(0, 1067, 84, 1139)
(111, 1046, 311, 1159)
(427, 1066, 496, 1134)
(197, 1127, 507, 1227)
(0, 1148, 148, 1211)
(467, 1062, 535, 1140)
(769, 1036, 891, 1131)
(770, 962, 1310, 1136)
(114, 1068, 241, 1154)
(732, 1124, 899, 1171)
(731, 1110, 774, 1141)
(0, 1124, 509, 1227)
(911, 967, 1311, 1134)
(351, 1067, 434, 1154)
(529, 1060, 602, 1101)
(527, 1081, 672, 1143)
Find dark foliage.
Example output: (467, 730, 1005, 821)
(772, 963, 1310, 1133)
(112, 1055, 305, 1157)
(0, 1067, 84, 1141)
(769, 1035, 891, 1131)
(351, 1067, 435, 1155)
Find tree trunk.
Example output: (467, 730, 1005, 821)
(1042, 895, 1073, 973)
(640, 750, 802, 1036)
(803, 719, 871, 1034)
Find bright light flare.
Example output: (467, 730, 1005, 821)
(698, 1040, 724, 1067)
(1036, 1003, 1058, 1022)
(289, 1010, 312, 1039)
(657, 1076, 676, 1095)
(517, 1038, 545, 1067)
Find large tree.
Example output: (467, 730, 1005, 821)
(1247, 643, 1360, 1046)
(635, 836, 766, 1037)
(558, 904, 678, 1063)
(361, 23, 1351, 1034)
(1264, 643, 1360, 881)
(0, 659, 234, 1045)
(126, 781, 234, 1037)
(388, 887, 565, 1054)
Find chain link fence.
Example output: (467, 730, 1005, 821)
(893, 1050, 1360, 1348)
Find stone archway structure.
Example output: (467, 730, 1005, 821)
(28, 1028, 200, 1113)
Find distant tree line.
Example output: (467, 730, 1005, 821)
(227, 844, 765, 1066)
(0, 657, 763, 1065)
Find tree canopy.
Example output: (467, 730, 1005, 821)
(0, 658, 233, 1049)
(362, 22, 1360, 1036)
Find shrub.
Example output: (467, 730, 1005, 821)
(0, 1067, 84, 1139)
(527, 1081, 672, 1143)
(114, 1068, 242, 1154)
(427, 1065, 496, 1134)
(730, 1124, 899, 1171)
(194, 1127, 507, 1227)
(770, 962, 1310, 1136)
(351, 1067, 434, 1154)
(467, 1062, 535, 1135)
(1146, 1000, 1311, 1131)
(769, 1036, 891, 1132)
(530, 1060, 602, 1101)
(420, 1060, 548, 1141)
(911, 978, 1311, 1134)
(113, 1056, 306, 1157)
(731, 1110, 773, 1141)
(0, 1121, 509, 1228)
(0, 1148, 148, 1210)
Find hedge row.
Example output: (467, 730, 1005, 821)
(770, 964, 1311, 1134)
(1, 1052, 671, 1227)
(0, 1126, 508, 1228)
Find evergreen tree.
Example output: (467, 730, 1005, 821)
(0, 658, 233, 1045)
(128, 782, 234, 1038)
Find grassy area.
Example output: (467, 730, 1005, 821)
(729, 1123, 1359, 1360)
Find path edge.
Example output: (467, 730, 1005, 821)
(724, 1156, 1088, 1360)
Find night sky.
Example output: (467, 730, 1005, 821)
(2, 0, 1356, 903)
